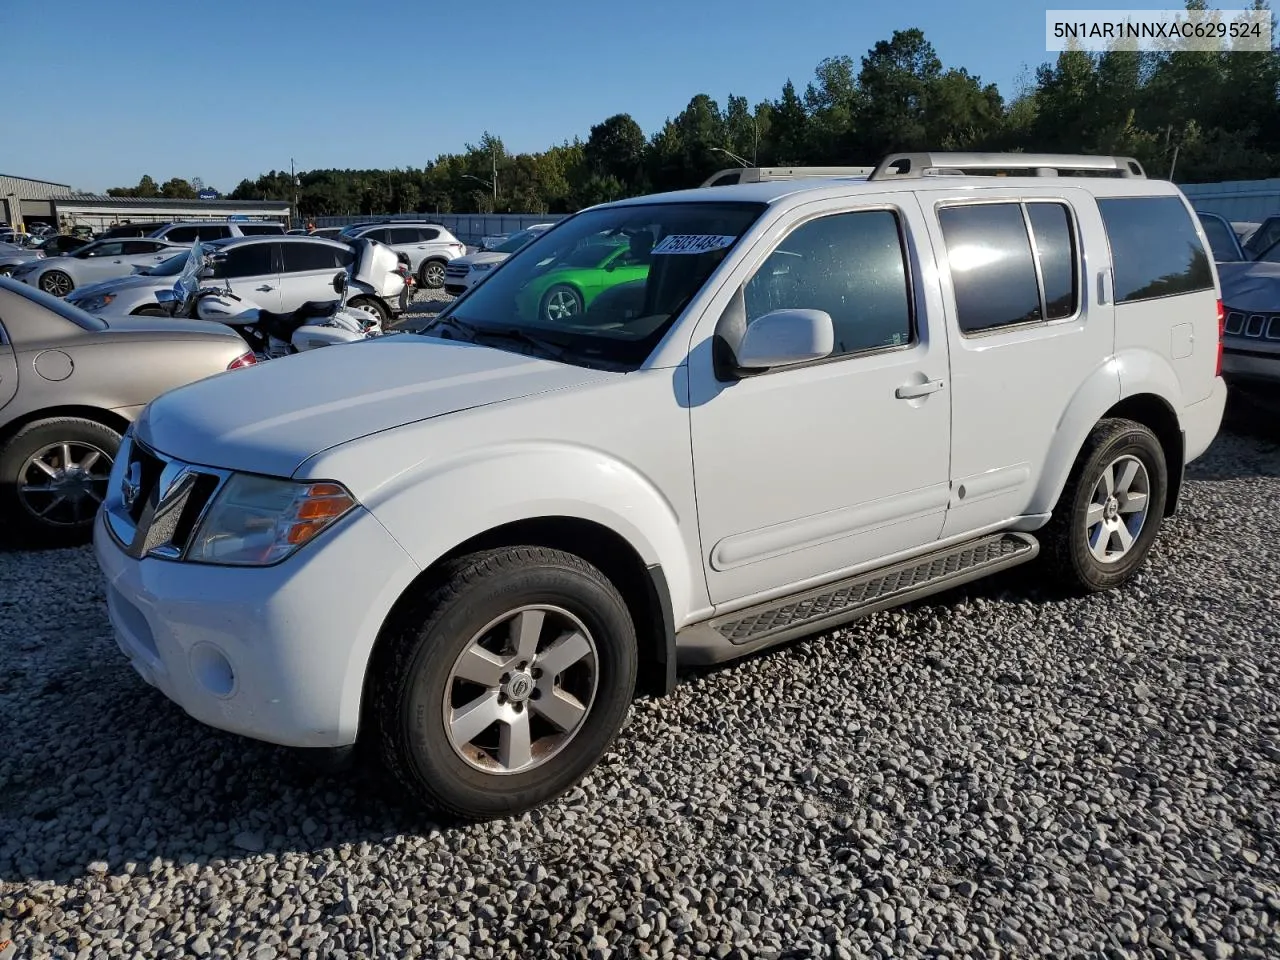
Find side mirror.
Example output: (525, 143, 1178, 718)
(333, 272, 347, 294)
(154, 289, 178, 304)
(734, 308, 835, 370)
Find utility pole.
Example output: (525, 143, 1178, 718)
(290, 158, 299, 227)
(492, 145, 498, 206)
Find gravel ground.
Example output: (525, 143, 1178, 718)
(1, 404, 1278, 960)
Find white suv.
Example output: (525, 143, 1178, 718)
(94, 152, 1227, 821)
(443, 223, 554, 295)
(337, 220, 466, 289)
(148, 220, 286, 243)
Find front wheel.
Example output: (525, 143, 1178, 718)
(540, 284, 583, 323)
(1040, 418, 1168, 593)
(370, 546, 638, 820)
(40, 270, 74, 297)
(346, 296, 389, 326)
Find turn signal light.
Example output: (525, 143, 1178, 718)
(228, 350, 257, 370)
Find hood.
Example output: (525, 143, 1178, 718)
(452, 251, 508, 268)
(67, 272, 166, 301)
(135, 333, 616, 478)
(102, 315, 245, 339)
(1218, 261, 1280, 313)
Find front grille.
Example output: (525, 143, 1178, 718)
(104, 434, 230, 561)
(444, 264, 469, 278)
(1225, 309, 1280, 341)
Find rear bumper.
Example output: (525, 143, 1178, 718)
(1222, 345, 1280, 386)
(1182, 375, 1228, 464)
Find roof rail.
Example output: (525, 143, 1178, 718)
(701, 165, 876, 188)
(868, 152, 1147, 181)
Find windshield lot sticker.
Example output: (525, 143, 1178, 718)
(652, 234, 738, 255)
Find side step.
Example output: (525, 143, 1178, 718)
(676, 532, 1039, 666)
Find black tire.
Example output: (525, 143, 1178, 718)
(1040, 418, 1168, 593)
(346, 296, 389, 325)
(39, 269, 74, 297)
(0, 417, 122, 546)
(370, 546, 638, 820)
(418, 259, 447, 289)
(539, 284, 583, 323)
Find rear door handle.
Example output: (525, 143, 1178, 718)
(895, 379, 945, 399)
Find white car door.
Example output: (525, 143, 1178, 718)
(277, 240, 352, 312)
(916, 186, 1115, 537)
(71, 240, 131, 284)
(688, 194, 953, 606)
(211, 241, 282, 312)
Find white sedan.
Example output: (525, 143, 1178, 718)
(8, 237, 188, 297)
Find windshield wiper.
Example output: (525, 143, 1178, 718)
(418, 314, 481, 341)
(471, 327, 572, 363)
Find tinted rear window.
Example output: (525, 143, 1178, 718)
(1097, 196, 1214, 303)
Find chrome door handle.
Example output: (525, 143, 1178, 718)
(895, 379, 945, 399)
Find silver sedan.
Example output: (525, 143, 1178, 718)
(8, 237, 188, 297)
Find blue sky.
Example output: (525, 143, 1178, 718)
(3, 0, 1176, 193)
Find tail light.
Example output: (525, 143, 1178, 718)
(227, 350, 257, 370)
(1215, 299, 1225, 377)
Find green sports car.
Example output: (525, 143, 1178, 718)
(515, 237, 651, 323)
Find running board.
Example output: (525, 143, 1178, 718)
(676, 532, 1039, 666)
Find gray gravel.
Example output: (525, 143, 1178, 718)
(2, 408, 1279, 959)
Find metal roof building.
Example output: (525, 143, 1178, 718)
(1, 173, 290, 232)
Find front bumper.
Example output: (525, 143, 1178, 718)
(93, 504, 418, 748)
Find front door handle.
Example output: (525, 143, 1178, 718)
(257, 285, 274, 292)
(895, 378, 945, 399)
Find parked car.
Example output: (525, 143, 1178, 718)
(96, 223, 174, 241)
(0, 241, 44, 278)
(148, 220, 286, 243)
(1217, 232, 1280, 399)
(443, 224, 554, 295)
(8, 237, 188, 297)
(68, 236, 409, 323)
(337, 220, 465, 289)
(511, 232, 652, 322)
(93, 151, 1225, 821)
(30, 234, 91, 258)
(0, 276, 255, 544)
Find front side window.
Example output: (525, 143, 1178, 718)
(83, 241, 125, 258)
(743, 209, 913, 357)
(1097, 196, 1213, 303)
(938, 200, 1080, 333)
(121, 240, 162, 255)
(426, 200, 766, 370)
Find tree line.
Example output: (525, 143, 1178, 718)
(106, 13, 1279, 218)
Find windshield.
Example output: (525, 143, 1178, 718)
(491, 229, 539, 254)
(1198, 215, 1242, 262)
(140, 251, 193, 276)
(425, 200, 766, 370)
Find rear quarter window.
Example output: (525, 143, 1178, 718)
(1097, 196, 1214, 303)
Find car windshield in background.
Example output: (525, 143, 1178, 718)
(7, 278, 108, 331)
(140, 252, 192, 276)
(492, 230, 538, 254)
(424, 201, 766, 370)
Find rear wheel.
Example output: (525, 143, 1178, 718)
(370, 546, 638, 820)
(40, 270, 74, 297)
(1040, 418, 1168, 593)
(346, 296, 388, 325)
(419, 259, 447, 289)
(0, 417, 121, 546)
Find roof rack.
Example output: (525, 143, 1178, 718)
(868, 152, 1147, 181)
(701, 165, 876, 188)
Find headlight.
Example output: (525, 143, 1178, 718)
(74, 293, 114, 311)
(472, 263, 491, 272)
(186, 474, 357, 566)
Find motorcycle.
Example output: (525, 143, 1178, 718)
(156, 240, 384, 360)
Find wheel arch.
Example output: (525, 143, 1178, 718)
(0, 403, 132, 447)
